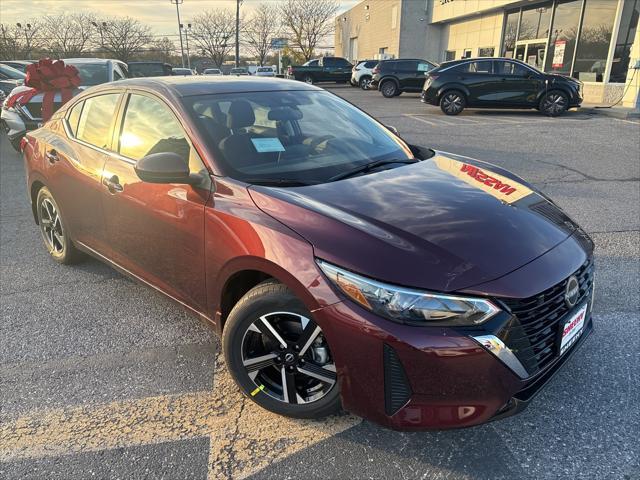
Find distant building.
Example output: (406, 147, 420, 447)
(335, 0, 640, 107)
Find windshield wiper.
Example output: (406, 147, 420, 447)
(328, 158, 418, 182)
(243, 177, 315, 187)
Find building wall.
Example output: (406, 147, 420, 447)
(335, 0, 403, 61)
(438, 11, 504, 62)
(398, 1, 430, 59)
(432, 0, 519, 24)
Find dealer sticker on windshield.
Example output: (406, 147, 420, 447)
(560, 303, 587, 355)
(251, 138, 285, 153)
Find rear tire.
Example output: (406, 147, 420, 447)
(223, 280, 341, 419)
(380, 80, 398, 98)
(302, 75, 314, 85)
(359, 76, 372, 90)
(440, 90, 466, 115)
(539, 90, 569, 116)
(35, 187, 83, 264)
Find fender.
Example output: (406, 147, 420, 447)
(437, 83, 471, 99)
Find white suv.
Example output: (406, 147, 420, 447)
(351, 60, 378, 90)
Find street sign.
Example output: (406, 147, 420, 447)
(270, 38, 288, 50)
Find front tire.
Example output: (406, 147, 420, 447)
(36, 187, 82, 264)
(440, 90, 466, 115)
(223, 280, 341, 419)
(539, 90, 569, 116)
(302, 75, 314, 85)
(380, 80, 398, 98)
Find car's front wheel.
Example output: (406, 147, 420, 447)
(440, 90, 466, 115)
(539, 90, 569, 116)
(36, 186, 82, 264)
(302, 75, 314, 85)
(223, 280, 341, 419)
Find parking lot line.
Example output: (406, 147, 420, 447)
(0, 360, 360, 479)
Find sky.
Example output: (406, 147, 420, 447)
(1, 0, 360, 37)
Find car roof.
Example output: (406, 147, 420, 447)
(64, 58, 118, 65)
(86, 76, 321, 97)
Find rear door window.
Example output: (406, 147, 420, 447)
(494, 61, 529, 76)
(364, 61, 378, 69)
(395, 60, 418, 71)
(76, 93, 121, 149)
(66, 101, 84, 137)
(452, 60, 493, 73)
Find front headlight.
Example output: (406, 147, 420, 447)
(317, 259, 500, 326)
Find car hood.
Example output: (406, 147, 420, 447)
(248, 152, 578, 292)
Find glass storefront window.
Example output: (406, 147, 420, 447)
(545, 0, 583, 75)
(610, 0, 640, 83)
(519, 3, 553, 40)
(573, 0, 618, 82)
(502, 10, 520, 58)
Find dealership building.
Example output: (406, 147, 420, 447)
(335, 0, 640, 107)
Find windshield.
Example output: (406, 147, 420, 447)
(173, 68, 192, 75)
(68, 63, 108, 86)
(0, 64, 26, 79)
(184, 90, 413, 185)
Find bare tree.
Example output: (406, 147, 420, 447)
(0, 24, 22, 60)
(151, 37, 176, 63)
(244, 3, 280, 66)
(41, 13, 96, 57)
(281, 0, 338, 61)
(98, 17, 152, 62)
(190, 9, 237, 68)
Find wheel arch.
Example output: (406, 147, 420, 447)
(437, 84, 470, 101)
(537, 86, 572, 104)
(29, 178, 47, 224)
(213, 255, 336, 333)
(378, 76, 400, 90)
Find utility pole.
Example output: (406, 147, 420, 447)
(181, 23, 192, 71)
(235, 0, 242, 67)
(171, 0, 186, 68)
(16, 23, 32, 60)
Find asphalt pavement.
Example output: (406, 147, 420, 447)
(1, 85, 638, 480)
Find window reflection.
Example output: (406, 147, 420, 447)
(76, 94, 120, 149)
(119, 94, 190, 162)
(573, 0, 618, 82)
(610, 0, 640, 83)
(545, 0, 583, 75)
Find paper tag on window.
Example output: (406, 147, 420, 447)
(251, 138, 285, 153)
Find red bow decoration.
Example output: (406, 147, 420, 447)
(7, 58, 81, 121)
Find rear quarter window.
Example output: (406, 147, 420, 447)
(66, 101, 84, 136)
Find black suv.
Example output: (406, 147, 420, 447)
(421, 57, 582, 116)
(370, 59, 437, 98)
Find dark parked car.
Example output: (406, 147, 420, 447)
(0, 63, 25, 96)
(0, 60, 35, 73)
(287, 56, 352, 84)
(22, 76, 594, 430)
(370, 59, 437, 97)
(422, 57, 583, 116)
(128, 61, 173, 77)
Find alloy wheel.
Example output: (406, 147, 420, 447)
(241, 311, 336, 404)
(303, 76, 314, 85)
(542, 92, 567, 115)
(442, 93, 464, 114)
(381, 82, 397, 97)
(39, 198, 65, 254)
(360, 77, 371, 90)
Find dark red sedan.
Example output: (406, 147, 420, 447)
(22, 77, 594, 429)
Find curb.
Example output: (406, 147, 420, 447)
(579, 106, 640, 120)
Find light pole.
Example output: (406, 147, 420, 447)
(171, 0, 186, 68)
(181, 23, 192, 71)
(235, 0, 243, 67)
(16, 23, 32, 60)
(91, 21, 108, 55)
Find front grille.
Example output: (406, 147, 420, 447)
(383, 344, 412, 416)
(500, 259, 594, 375)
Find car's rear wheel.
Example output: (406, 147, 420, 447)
(359, 76, 372, 90)
(380, 80, 398, 98)
(223, 280, 341, 419)
(36, 187, 82, 264)
(302, 75, 314, 85)
(440, 90, 466, 115)
(539, 90, 569, 116)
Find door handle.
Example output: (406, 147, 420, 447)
(45, 149, 59, 164)
(103, 175, 123, 193)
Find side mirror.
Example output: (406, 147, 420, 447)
(385, 125, 400, 136)
(134, 152, 199, 184)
